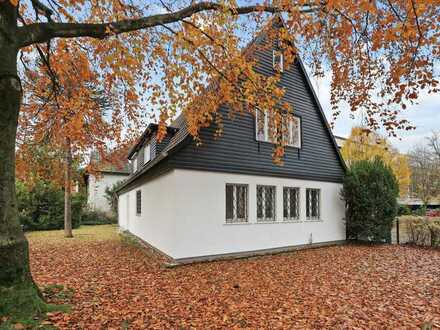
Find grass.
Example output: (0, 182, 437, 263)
(26, 224, 119, 244)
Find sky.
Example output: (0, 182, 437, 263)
(307, 71, 440, 154)
(65, 0, 438, 155)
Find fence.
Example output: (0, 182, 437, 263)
(391, 216, 440, 247)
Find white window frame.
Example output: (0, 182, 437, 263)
(132, 156, 138, 173)
(225, 184, 248, 223)
(283, 187, 300, 221)
(306, 188, 321, 220)
(255, 109, 269, 142)
(255, 110, 301, 149)
(256, 185, 276, 222)
(144, 143, 151, 164)
(284, 115, 301, 148)
(273, 50, 284, 72)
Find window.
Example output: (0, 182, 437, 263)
(136, 190, 141, 215)
(273, 50, 284, 72)
(257, 185, 276, 221)
(132, 156, 138, 173)
(283, 187, 299, 221)
(225, 184, 248, 223)
(256, 110, 301, 148)
(256, 109, 269, 142)
(144, 143, 151, 164)
(306, 189, 320, 220)
(283, 115, 301, 148)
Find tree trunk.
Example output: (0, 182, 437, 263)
(0, 44, 34, 286)
(64, 137, 73, 238)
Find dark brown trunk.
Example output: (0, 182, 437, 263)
(0, 57, 33, 287)
(64, 137, 73, 238)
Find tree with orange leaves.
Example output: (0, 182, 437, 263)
(0, 0, 439, 317)
(17, 41, 132, 238)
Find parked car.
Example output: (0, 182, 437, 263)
(426, 209, 440, 217)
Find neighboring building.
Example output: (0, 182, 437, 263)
(117, 19, 346, 263)
(85, 152, 130, 214)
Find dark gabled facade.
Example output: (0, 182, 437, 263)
(118, 24, 345, 195)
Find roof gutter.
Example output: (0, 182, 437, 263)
(115, 151, 169, 195)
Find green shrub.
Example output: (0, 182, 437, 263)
(398, 204, 412, 216)
(342, 158, 399, 242)
(412, 205, 427, 216)
(16, 180, 85, 231)
(81, 210, 116, 225)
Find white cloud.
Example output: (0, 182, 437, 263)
(306, 66, 440, 153)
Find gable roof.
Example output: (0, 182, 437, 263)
(117, 18, 346, 194)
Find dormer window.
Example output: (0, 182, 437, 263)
(144, 143, 151, 164)
(273, 50, 284, 72)
(132, 156, 138, 173)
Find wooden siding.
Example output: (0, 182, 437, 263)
(168, 52, 345, 183)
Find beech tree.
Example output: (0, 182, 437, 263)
(0, 0, 439, 312)
(16, 41, 127, 237)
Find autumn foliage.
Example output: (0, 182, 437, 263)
(341, 127, 412, 195)
(26, 225, 440, 329)
(13, 0, 440, 156)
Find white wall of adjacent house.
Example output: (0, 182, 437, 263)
(87, 173, 128, 214)
(118, 169, 346, 260)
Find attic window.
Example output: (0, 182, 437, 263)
(256, 109, 301, 148)
(273, 50, 284, 72)
(144, 143, 151, 164)
(132, 156, 138, 173)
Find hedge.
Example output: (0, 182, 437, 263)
(16, 180, 85, 231)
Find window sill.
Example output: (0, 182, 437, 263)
(282, 219, 302, 223)
(224, 220, 324, 225)
(224, 222, 252, 225)
(255, 139, 301, 150)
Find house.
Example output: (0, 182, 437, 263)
(85, 152, 130, 214)
(117, 21, 346, 263)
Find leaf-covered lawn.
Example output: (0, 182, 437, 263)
(28, 225, 440, 329)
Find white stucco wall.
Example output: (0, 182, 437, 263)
(88, 173, 128, 213)
(118, 171, 177, 257)
(118, 169, 346, 260)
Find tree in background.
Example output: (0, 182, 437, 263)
(341, 127, 411, 196)
(409, 132, 440, 206)
(17, 42, 130, 238)
(342, 158, 399, 242)
(1, 0, 439, 319)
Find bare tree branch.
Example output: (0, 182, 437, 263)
(17, 2, 315, 47)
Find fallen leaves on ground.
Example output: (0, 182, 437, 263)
(28, 225, 440, 329)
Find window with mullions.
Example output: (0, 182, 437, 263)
(136, 190, 142, 215)
(306, 188, 320, 220)
(256, 109, 301, 148)
(225, 184, 248, 223)
(257, 185, 276, 222)
(283, 187, 300, 221)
